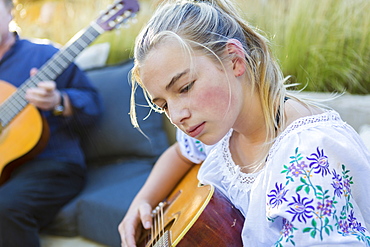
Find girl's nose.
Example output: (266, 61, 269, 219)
(168, 102, 191, 126)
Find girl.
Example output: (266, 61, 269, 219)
(119, 0, 370, 246)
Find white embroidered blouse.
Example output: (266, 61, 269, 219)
(177, 110, 370, 247)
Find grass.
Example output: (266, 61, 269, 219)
(239, 0, 370, 94)
(14, 0, 370, 94)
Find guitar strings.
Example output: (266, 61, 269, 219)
(159, 202, 165, 246)
(151, 202, 166, 247)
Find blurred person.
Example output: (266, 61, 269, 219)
(0, 0, 102, 246)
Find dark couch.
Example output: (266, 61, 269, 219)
(42, 59, 170, 247)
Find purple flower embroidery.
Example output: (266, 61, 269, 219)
(307, 147, 330, 176)
(353, 222, 367, 233)
(331, 169, 343, 197)
(287, 193, 314, 223)
(343, 178, 351, 194)
(289, 164, 303, 177)
(268, 183, 288, 208)
(339, 220, 350, 234)
(297, 161, 308, 170)
(282, 218, 294, 237)
(317, 200, 333, 216)
(347, 210, 366, 232)
(289, 161, 308, 177)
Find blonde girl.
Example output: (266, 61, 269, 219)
(119, 0, 370, 246)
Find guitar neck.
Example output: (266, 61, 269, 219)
(0, 0, 139, 130)
(0, 24, 103, 128)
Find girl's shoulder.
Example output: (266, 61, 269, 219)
(283, 98, 325, 128)
(268, 109, 358, 163)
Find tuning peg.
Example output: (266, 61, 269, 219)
(108, 20, 117, 28)
(130, 15, 138, 24)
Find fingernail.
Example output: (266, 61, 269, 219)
(144, 221, 151, 229)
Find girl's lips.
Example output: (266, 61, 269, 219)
(187, 122, 205, 138)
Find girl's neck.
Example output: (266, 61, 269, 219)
(230, 103, 268, 173)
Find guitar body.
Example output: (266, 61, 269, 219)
(138, 165, 244, 247)
(0, 80, 50, 185)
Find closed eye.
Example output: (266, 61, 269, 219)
(180, 81, 195, 94)
(153, 102, 167, 112)
(161, 103, 168, 111)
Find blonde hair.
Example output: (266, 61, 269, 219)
(130, 0, 290, 170)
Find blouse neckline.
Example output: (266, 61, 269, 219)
(220, 110, 343, 187)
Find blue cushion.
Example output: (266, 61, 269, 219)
(81, 59, 169, 162)
(78, 175, 152, 246)
(42, 159, 154, 239)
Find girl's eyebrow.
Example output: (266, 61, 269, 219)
(165, 69, 190, 91)
(152, 69, 190, 104)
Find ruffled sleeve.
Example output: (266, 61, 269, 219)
(243, 111, 370, 246)
(176, 129, 208, 164)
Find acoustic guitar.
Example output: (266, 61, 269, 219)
(138, 164, 245, 247)
(0, 0, 139, 185)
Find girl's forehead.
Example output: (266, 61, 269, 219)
(142, 42, 192, 73)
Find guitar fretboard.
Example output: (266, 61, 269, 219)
(0, 24, 102, 128)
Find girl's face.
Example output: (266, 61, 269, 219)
(140, 41, 250, 145)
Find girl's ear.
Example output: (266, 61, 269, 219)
(226, 39, 246, 77)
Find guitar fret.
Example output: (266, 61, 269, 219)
(53, 58, 68, 70)
(61, 51, 75, 62)
(84, 27, 99, 41)
(74, 40, 85, 51)
(50, 64, 64, 75)
(40, 66, 56, 80)
(68, 45, 80, 57)
(0, 107, 12, 126)
(58, 52, 72, 66)
(78, 35, 91, 46)
(12, 95, 27, 110)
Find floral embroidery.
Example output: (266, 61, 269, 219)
(286, 193, 314, 224)
(268, 183, 288, 208)
(307, 147, 331, 176)
(195, 140, 204, 152)
(270, 147, 370, 246)
(275, 219, 299, 247)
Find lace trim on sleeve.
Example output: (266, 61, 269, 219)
(267, 110, 345, 163)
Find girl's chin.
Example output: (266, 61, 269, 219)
(195, 133, 225, 146)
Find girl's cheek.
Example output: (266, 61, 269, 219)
(197, 85, 231, 112)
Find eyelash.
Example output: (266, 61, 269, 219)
(160, 103, 168, 111)
(180, 81, 195, 93)
(156, 81, 195, 112)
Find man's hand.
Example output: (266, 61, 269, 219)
(25, 68, 61, 111)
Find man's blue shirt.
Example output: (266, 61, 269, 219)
(0, 35, 102, 167)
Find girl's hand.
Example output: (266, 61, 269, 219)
(119, 201, 153, 247)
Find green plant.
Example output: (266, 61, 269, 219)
(14, 0, 370, 94)
(240, 0, 370, 94)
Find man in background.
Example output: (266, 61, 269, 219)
(0, 0, 102, 246)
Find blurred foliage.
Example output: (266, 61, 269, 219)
(13, 0, 155, 65)
(13, 0, 370, 94)
(239, 0, 370, 94)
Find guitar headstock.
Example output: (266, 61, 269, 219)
(96, 0, 140, 31)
